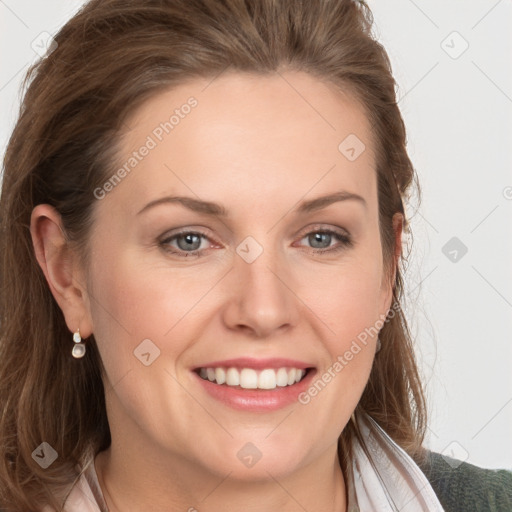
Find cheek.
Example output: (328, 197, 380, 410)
(85, 248, 224, 371)
(294, 249, 384, 394)
(85, 250, 216, 439)
(293, 256, 383, 436)
(299, 253, 385, 341)
(312, 271, 381, 381)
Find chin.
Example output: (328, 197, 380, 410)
(196, 440, 310, 482)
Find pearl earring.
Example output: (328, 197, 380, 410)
(72, 328, 86, 358)
(376, 337, 382, 353)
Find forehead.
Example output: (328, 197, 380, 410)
(102, 70, 377, 217)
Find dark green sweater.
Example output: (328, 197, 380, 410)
(418, 451, 512, 511)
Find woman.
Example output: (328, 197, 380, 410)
(0, 0, 510, 511)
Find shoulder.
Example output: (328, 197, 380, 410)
(417, 450, 512, 512)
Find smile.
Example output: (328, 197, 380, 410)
(191, 357, 316, 411)
(196, 366, 310, 390)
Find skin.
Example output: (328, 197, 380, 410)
(31, 70, 402, 512)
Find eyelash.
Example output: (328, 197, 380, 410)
(159, 227, 353, 258)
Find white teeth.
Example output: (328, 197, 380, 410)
(226, 367, 240, 386)
(258, 369, 276, 389)
(276, 368, 289, 387)
(215, 367, 226, 385)
(197, 366, 308, 390)
(240, 368, 258, 389)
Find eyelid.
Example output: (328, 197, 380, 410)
(159, 224, 352, 257)
(159, 227, 216, 247)
(295, 223, 350, 240)
(293, 224, 353, 252)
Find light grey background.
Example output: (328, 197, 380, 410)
(1, 1, 511, 469)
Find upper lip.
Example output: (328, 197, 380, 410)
(193, 357, 314, 370)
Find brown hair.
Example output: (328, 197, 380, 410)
(0, 0, 426, 509)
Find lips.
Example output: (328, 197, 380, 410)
(193, 357, 312, 370)
(191, 357, 316, 411)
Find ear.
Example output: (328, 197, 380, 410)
(381, 212, 403, 312)
(30, 204, 93, 338)
(390, 212, 403, 288)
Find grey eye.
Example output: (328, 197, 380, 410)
(176, 233, 203, 251)
(308, 232, 333, 249)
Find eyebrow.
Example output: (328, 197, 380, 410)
(136, 190, 367, 217)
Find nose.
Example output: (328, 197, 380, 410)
(221, 245, 300, 338)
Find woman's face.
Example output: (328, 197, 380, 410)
(83, 71, 397, 480)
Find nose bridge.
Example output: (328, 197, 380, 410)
(222, 234, 299, 336)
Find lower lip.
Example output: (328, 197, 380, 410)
(193, 369, 317, 412)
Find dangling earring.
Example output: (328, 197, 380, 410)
(375, 336, 382, 353)
(72, 328, 86, 358)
